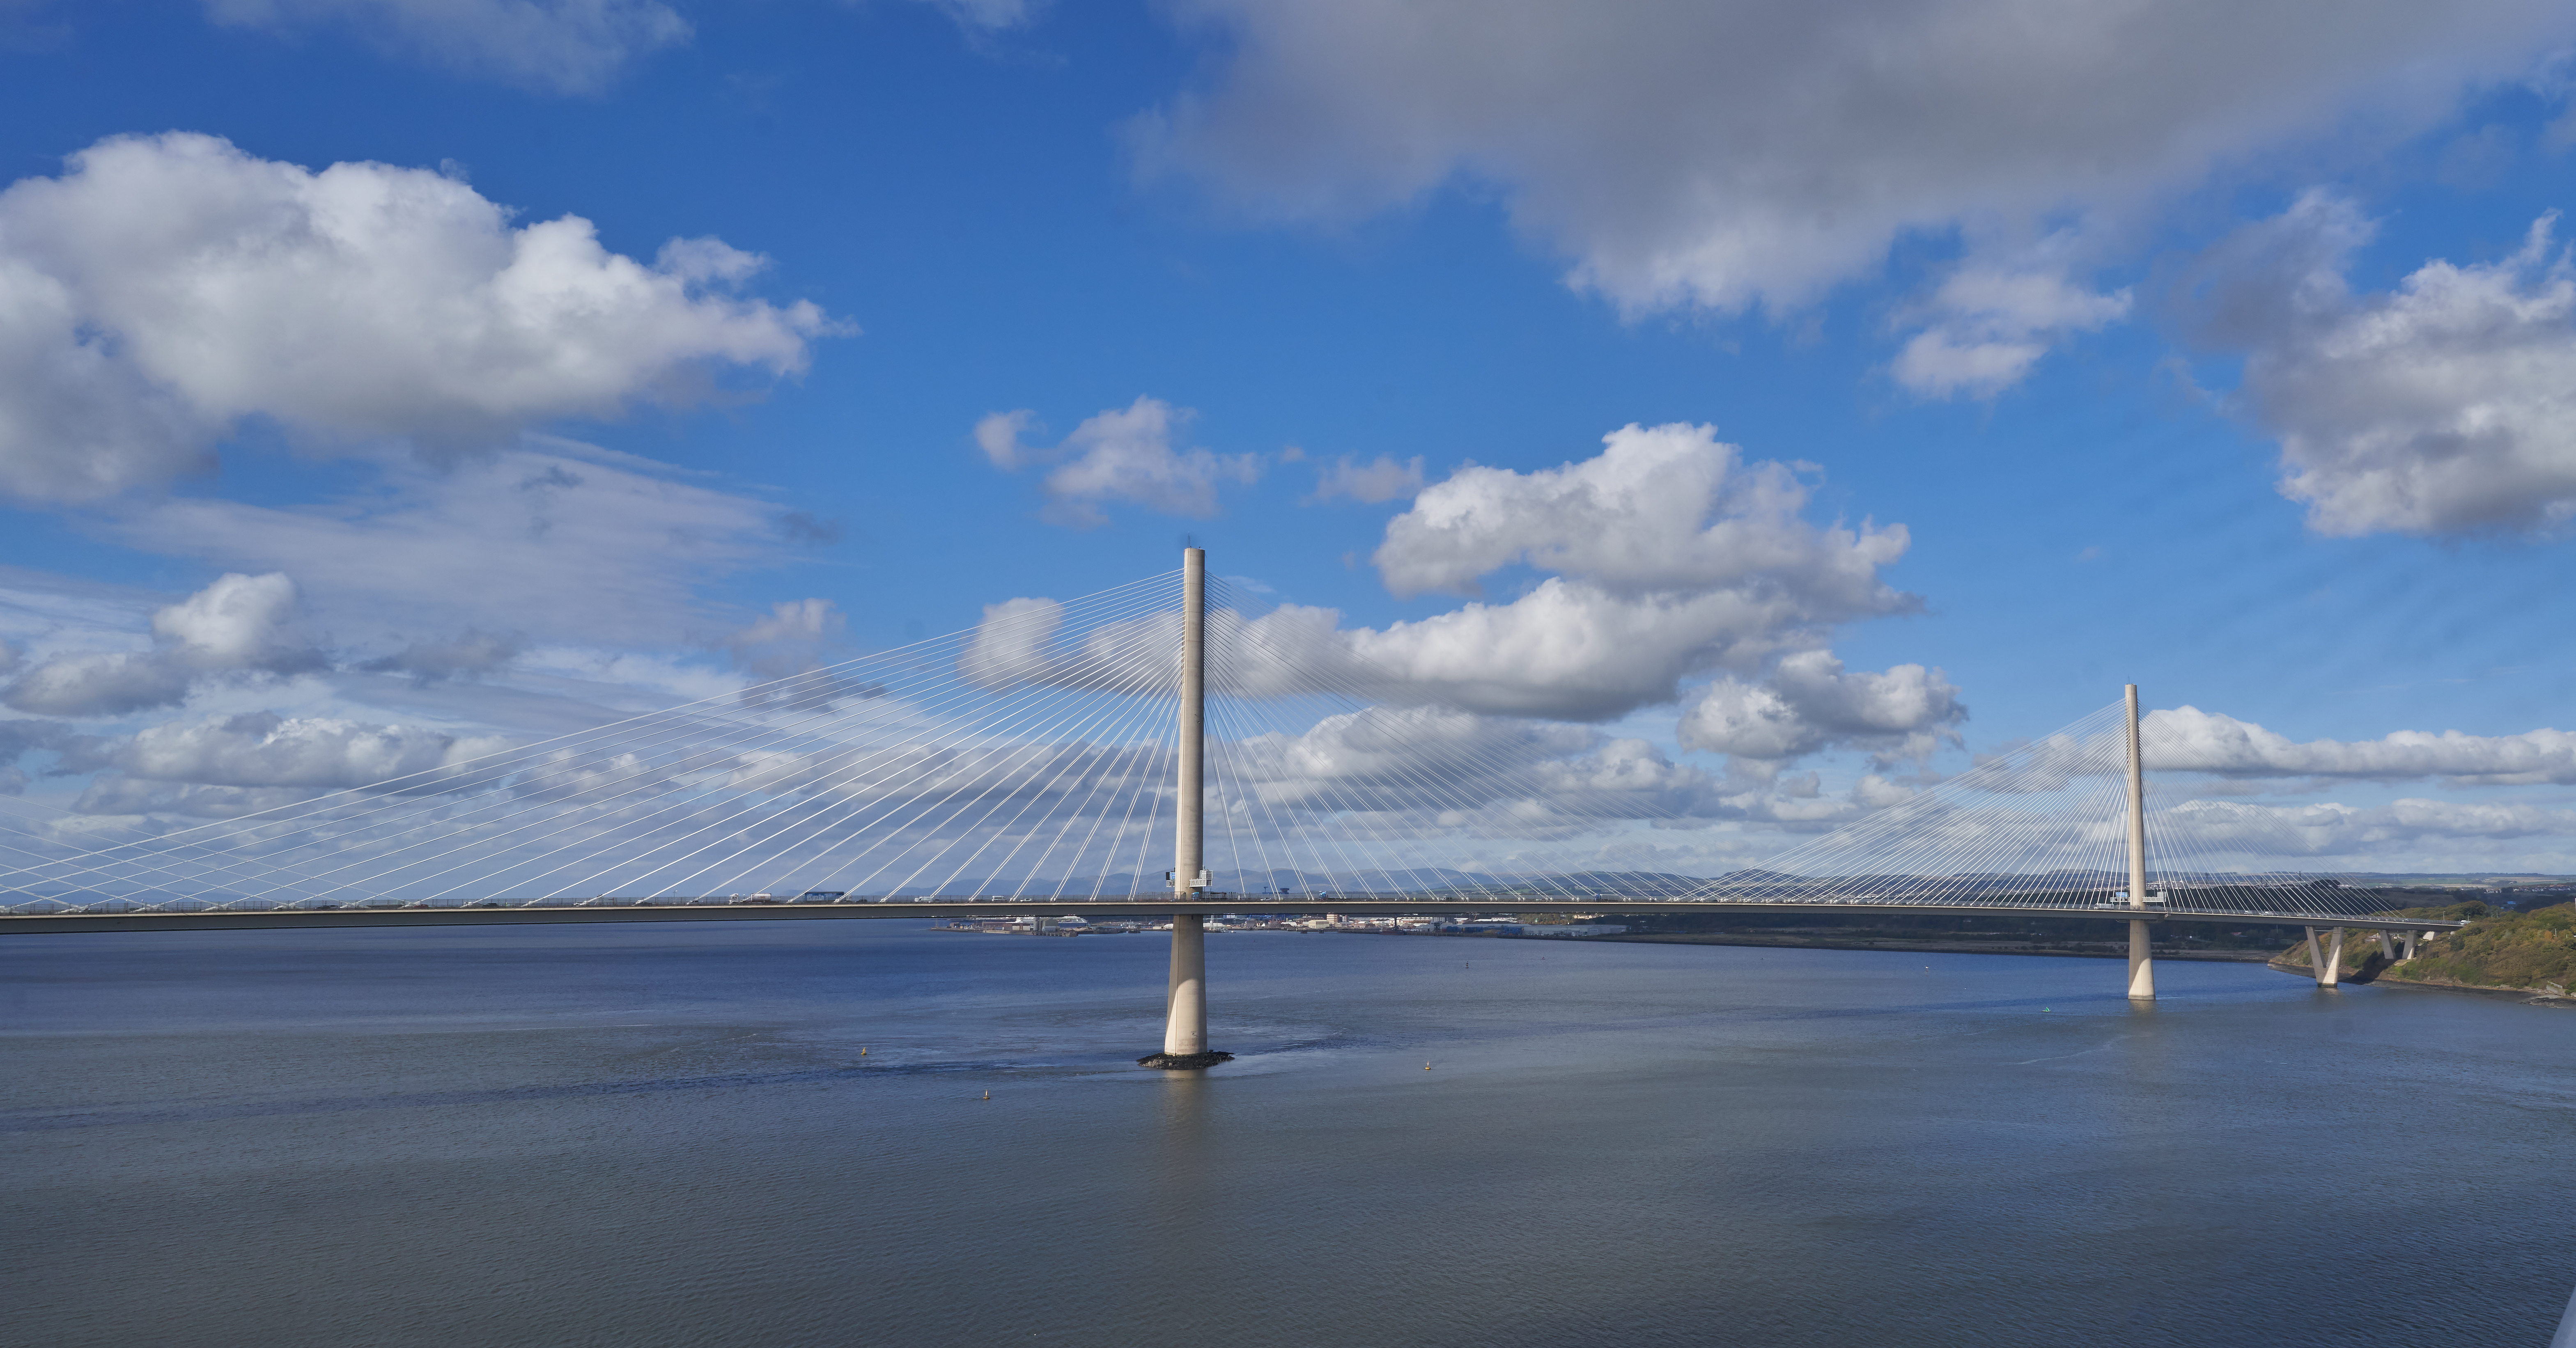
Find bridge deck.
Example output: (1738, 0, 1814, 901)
(0, 899, 2466, 935)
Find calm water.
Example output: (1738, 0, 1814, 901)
(4, 924, 2571, 1348)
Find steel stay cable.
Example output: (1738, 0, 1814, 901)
(1017, 685, 1183, 901)
(200, 630, 1082, 908)
(1205, 688, 1336, 902)
(1845, 724, 2133, 908)
(1200, 719, 1267, 897)
(0, 785, 420, 907)
(903, 705, 1174, 901)
(373, 585, 1187, 904)
(760, 635, 1187, 902)
(1208, 684, 1561, 903)
(1198, 594, 1706, 897)
(0, 569, 1183, 892)
(507, 586, 1188, 902)
(1201, 695, 1299, 899)
(1198, 611, 1594, 897)
(845, 685, 1180, 907)
(1198, 582, 1691, 880)
(0, 613, 1077, 907)
(1777, 758, 2105, 908)
(391, 581, 1189, 902)
(1695, 704, 2125, 907)
(1206, 689, 1471, 903)
(1193, 672, 1396, 897)
(923, 670, 1185, 900)
(1818, 759, 2102, 903)
(1120, 725, 1174, 904)
(696, 626, 1185, 901)
(1201, 630, 1660, 901)
(1197, 679, 1429, 899)
(1200, 624, 1660, 901)
(1727, 703, 2126, 899)
(797, 686, 1176, 901)
(2134, 712, 2349, 914)
(1197, 676, 1406, 899)
(2141, 769, 2337, 915)
(1068, 722, 1173, 901)
(793, 624, 1186, 901)
(981, 687, 1182, 899)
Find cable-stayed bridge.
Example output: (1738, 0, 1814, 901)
(0, 549, 2461, 1064)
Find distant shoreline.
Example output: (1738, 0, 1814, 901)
(2259, 958, 2576, 1006)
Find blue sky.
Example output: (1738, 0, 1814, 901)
(4, 0, 2576, 878)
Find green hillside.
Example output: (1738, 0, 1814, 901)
(2278, 902, 2576, 995)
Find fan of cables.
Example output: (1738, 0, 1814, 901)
(0, 567, 2399, 918)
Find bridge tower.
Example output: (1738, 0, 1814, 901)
(1142, 546, 1230, 1069)
(2124, 684, 2154, 1001)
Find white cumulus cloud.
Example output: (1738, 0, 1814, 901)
(2179, 193, 2576, 536)
(1680, 650, 1965, 770)
(112, 711, 514, 791)
(1373, 422, 1903, 605)
(0, 133, 837, 504)
(150, 572, 326, 676)
(2163, 796, 2576, 857)
(973, 397, 1261, 527)
(964, 422, 1918, 722)
(1892, 264, 2132, 399)
(2143, 706, 2576, 786)
(0, 653, 196, 720)
(1, 572, 325, 717)
(1136, 0, 2575, 339)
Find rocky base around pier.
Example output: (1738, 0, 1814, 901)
(1137, 1050, 1234, 1070)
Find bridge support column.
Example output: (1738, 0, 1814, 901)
(2403, 932, 2420, 962)
(2378, 930, 2396, 961)
(2122, 685, 2154, 1000)
(1141, 546, 1230, 1071)
(2304, 926, 2343, 988)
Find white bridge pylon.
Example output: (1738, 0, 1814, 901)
(1, 548, 2450, 1018)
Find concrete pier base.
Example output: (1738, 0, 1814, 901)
(1141, 915, 1227, 1068)
(1161, 913, 1208, 1055)
(2126, 919, 2154, 1000)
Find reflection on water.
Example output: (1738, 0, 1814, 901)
(3, 924, 2571, 1348)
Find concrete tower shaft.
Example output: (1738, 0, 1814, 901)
(1145, 547, 1227, 1068)
(2125, 683, 2154, 1001)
